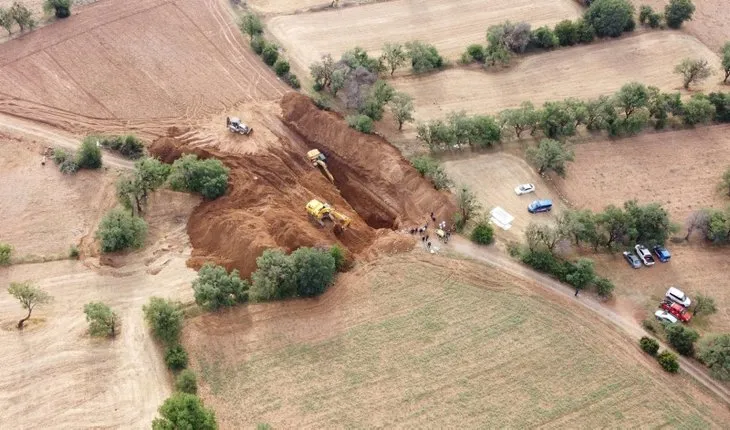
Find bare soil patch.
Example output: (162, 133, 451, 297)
(150, 93, 455, 277)
(441, 152, 565, 240)
(392, 32, 724, 125)
(0, 0, 286, 132)
(554, 124, 730, 222)
(267, 0, 583, 72)
(183, 253, 730, 428)
(0, 134, 117, 257)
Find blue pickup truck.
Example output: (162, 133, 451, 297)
(527, 199, 553, 213)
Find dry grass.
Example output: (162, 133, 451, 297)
(183, 254, 730, 428)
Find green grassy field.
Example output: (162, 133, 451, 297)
(184, 255, 728, 428)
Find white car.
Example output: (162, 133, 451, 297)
(514, 184, 535, 195)
(666, 287, 691, 308)
(634, 244, 655, 266)
(655, 310, 678, 324)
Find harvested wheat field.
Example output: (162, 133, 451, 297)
(267, 0, 583, 72)
(441, 152, 565, 239)
(592, 244, 730, 333)
(151, 93, 455, 277)
(0, 187, 200, 429)
(393, 32, 724, 123)
(0, 0, 286, 132)
(631, 0, 730, 51)
(554, 124, 730, 222)
(182, 253, 730, 428)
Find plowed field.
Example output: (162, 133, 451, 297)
(267, 0, 583, 72)
(183, 254, 730, 428)
(393, 32, 724, 123)
(0, 0, 286, 132)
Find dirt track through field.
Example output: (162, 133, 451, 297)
(393, 32, 724, 124)
(267, 0, 583, 72)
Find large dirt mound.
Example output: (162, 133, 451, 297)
(149, 94, 454, 277)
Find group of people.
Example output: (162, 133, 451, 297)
(407, 212, 452, 251)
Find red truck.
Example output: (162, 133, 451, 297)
(661, 300, 692, 322)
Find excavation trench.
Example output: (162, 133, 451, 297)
(149, 93, 455, 277)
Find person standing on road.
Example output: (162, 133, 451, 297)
(574, 289, 579, 297)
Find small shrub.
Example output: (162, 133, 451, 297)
(59, 159, 79, 174)
(554, 20, 578, 46)
(640, 336, 660, 356)
(593, 277, 615, 297)
(52, 148, 69, 164)
(118, 135, 144, 159)
(96, 208, 147, 253)
(273, 58, 290, 76)
(291, 247, 336, 297)
(286, 73, 301, 89)
(0, 242, 11, 265)
(169, 154, 229, 199)
(666, 324, 699, 356)
(693, 293, 717, 317)
(165, 344, 189, 371)
(77, 137, 103, 169)
(698, 334, 730, 381)
(664, 0, 695, 29)
(261, 45, 279, 66)
(531, 26, 559, 49)
(143, 297, 184, 345)
(642, 318, 658, 333)
(175, 369, 198, 394)
(44, 0, 72, 18)
(311, 92, 331, 110)
(466, 44, 485, 63)
(410, 155, 451, 190)
(346, 114, 374, 134)
(69, 245, 79, 259)
(250, 35, 265, 54)
(470, 221, 494, 245)
(657, 350, 680, 373)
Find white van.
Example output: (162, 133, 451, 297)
(665, 287, 691, 308)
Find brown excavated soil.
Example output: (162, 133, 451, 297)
(149, 93, 455, 277)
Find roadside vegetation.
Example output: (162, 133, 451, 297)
(410, 156, 451, 190)
(93, 134, 145, 159)
(52, 138, 103, 174)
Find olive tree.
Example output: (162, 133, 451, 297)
(96, 208, 147, 253)
(683, 94, 716, 125)
(666, 324, 699, 356)
(405, 41, 444, 73)
(238, 13, 263, 39)
(10, 2, 34, 32)
(565, 258, 596, 291)
(526, 139, 575, 177)
(250, 249, 296, 301)
(389, 92, 414, 130)
(117, 157, 171, 215)
(381, 42, 407, 76)
(152, 393, 217, 430)
(291, 247, 336, 297)
(455, 186, 481, 231)
(699, 334, 730, 381)
(43, 0, 71, 18)
(674, 58, 713, 89)
(83, 302, 119, 338)
(77, 137, 103, 169)
(8, 282, 52, 329)
(499, 101, 539, 138)
(722, 42, 730, 84)
(310, 54, 336, 90)
(0, 242, 11, 265)
(719, 167, 730, 197)
(664, 0, 695, 29)
(169, 154, 229, 199)
(584, 0, 635, 38)
(693, 293, 717, 317)
(143, 297, 183, 345)
(0, 8, 14, 35)
(192, 263, 249, 311)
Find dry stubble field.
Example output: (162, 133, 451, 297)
(392, 32, 724, 124)
(183, 254, 730, 428)
(441, 152, 564, 239)
(267, 0, 583, 73)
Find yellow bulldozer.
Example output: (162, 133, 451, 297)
(306, 199, 351, 235)
(307, 149, 335, 184)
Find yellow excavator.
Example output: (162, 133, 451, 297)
(306, 199, 351, 235)
(307, 149, 335, 184)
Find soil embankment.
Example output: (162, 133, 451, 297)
(149, 93, 455, 277)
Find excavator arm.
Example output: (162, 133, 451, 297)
(314, 160, 335, 183)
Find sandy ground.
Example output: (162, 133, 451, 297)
(0, 135, 118, 258)
(631, 0, 730, 51)
(392, 32, 724, 126)
(441, 152, 564, 240)
(0, 0, 287, 132)
(0, 188, 200, 429)
(267, 0, 583, 72)
(246, 0, 375, 15)
(183, 253, 730, 428)
(554, 124, 730, 223)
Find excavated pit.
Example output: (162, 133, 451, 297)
(149, 93, 455, 277)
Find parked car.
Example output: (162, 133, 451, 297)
(652, 245, 671, 263)
(665, 287, 691, 308)
(514, 183, 535, 195)
(661, 300, 692, 322)
(527, 199, 552, 213)
(622, 251, 642, 269)
(634, 244, 655, 266)
(654, 310, 678, 324)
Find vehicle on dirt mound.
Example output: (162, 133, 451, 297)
(660, 300, 692, 322)
(306, 199, 351, 235)
(226, 116, 253, 135)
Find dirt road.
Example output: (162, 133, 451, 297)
(448, 235, 730, 406)
(0, 113, 134, 170)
